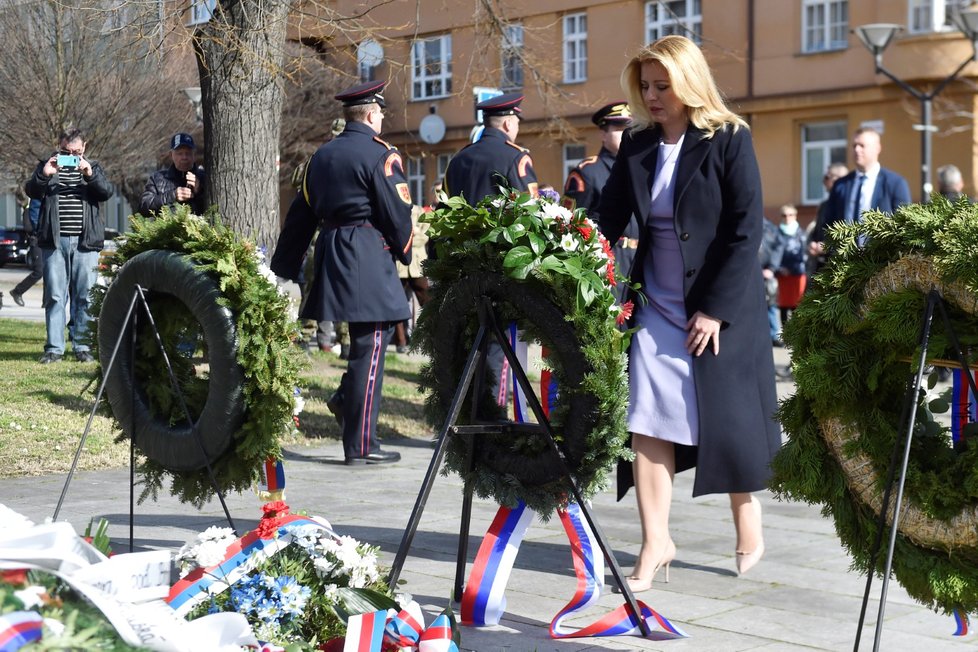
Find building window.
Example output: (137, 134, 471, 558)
(909, 0, 968, 33)
(563, 13, 587, 83)
(407, 157, 424, 207)
(436, 153, 452, 181)
(645, 1, 702, 44)
(188, 0, 215, 25)
(563, 143, 587, 181)
(501, 24, 524, 90)
(802, 0, 848, 53)
(412, 35, 452, 100)
(802, 121, 848, 205)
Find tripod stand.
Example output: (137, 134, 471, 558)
(854, 287, 978, 651)
(53, 284, 237, 550)
(387, 295, 652, 637)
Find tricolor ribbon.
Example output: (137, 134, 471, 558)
(257, 457, 286, 502)
(951, 368, 977, 447)
(0, 611, 43, 652)
(953, 609, 970, 636)
(460, 501, 687, 640)
(166, 514, 326, 615)
(343, 603, 459, 652)
(539, 346, 559, 418)
(508, 323, 529, 423)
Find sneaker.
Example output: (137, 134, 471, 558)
(75, 351, 95, 363)
(10, 291, 24, 307)
(39, 352, 63, 364)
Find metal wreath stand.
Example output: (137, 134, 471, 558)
(387, 295, 652, 637)
(53, 283, 237, 550)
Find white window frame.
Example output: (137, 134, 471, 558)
(802, 0, 848, 53)
(645, 1, 702, 44)
(563, 143, 587, 180)
(411, 35, 452, 101)
(501, 24, 524, 90)
(909, 0, 967, 33)
(187, 0, 215, 25)
(801, 121, 848, 205)
(563, 13, 587, 84)
(436, 153, 452, 181)
(407, 157, 424, 206)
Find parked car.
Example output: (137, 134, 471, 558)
(0, 227, 29, 267)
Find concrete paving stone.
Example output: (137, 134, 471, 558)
(691, 604, 855, 649)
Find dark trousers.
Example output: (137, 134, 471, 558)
(339, 321, 394, 460)
(13, 240, 43, 295)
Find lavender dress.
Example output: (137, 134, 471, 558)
(627, 135, 699, 446)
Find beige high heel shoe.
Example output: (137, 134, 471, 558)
(735, 497, 764, 576)
(625, 538, 676, 592)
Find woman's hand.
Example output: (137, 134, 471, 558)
(685, 311, 721, 356)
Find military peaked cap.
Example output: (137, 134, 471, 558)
(591, 102, 632, 127)
(335, 80, 387, 108)
(477, 92, 524, 116)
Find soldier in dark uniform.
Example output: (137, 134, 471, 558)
(562, 101, 639, 301)
(271, 80, 413, 465)
(444, 92, 538, 203)
(442, 93, 538, 407)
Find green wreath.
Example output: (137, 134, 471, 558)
(770, 194, 978, 614)
(89, 206, 304, 507)
(414, 189, 631, 516)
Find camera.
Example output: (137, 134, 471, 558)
(56, 154, 80, 169)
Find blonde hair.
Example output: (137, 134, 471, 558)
(621, 35, 746, 137)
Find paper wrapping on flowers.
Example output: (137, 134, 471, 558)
(0, 504, 258, 651)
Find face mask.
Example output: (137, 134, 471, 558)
(780, 221, 799, 236)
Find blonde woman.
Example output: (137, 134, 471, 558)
(597, 36, 781, 589)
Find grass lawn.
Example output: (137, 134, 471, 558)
(0, 318, 431, 478)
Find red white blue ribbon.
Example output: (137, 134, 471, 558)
(166, 514, 325, 615)
(460, 502, 535, 625)
(508, 323, 529, 423)
(0, 611, 43, 652)
(951, 368, 977, 446)
(953, 609, 970, 636)
(460, 501, 687, 640)
(257, 457, 286, 501)
(343, 604, 459, 652)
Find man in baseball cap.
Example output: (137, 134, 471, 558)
(139, 132, 206, 215)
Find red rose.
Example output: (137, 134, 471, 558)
(1, 568, 28, 586)
(261, 501, 290, 518)
(319, 638, 345, 652)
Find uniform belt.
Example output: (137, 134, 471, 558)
(617, 237, 639, 249)
(324, 219, 371, 229)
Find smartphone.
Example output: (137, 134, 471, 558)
(57, 154, 80, 169)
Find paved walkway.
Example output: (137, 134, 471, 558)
(2, 347, 972, 651)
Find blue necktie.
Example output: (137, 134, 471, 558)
(848, 174, 866, 224)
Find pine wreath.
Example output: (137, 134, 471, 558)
(414, 189, 631, 516)
(89, 206, 304, 507)
(770, 194, 978, 614)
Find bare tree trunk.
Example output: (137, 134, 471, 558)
(193, 0, 292, 253)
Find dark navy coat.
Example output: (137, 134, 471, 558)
(597, 123, 781, 497)
(271, 121, 413, 323)
(812, 167, 911, 242)
(443, 127, 538, 201)
(563, 146, 641, 287)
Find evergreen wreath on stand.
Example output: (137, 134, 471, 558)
(414, 188, 632, 517)
(770, 194, 978, 614)
(89, 206, 304, 507)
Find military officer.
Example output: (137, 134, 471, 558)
(442, 92, 537, 409)
(444, 92, 538, 202)
(271, 80, 413, 465)
(562, 101, 639, 300)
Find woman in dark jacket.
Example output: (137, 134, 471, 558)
(597, 35, 780, 590)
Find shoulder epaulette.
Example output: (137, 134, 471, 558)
(505, 141, 529, 154)
(373, 136, 396, 151)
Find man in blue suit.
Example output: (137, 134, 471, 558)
(810, 127, 911, 251)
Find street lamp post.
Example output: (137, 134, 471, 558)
(853, 9, 978, 200)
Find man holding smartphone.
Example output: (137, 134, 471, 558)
(25, 128, 114, 363)
(139, 133, 207, 216)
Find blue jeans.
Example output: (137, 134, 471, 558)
(768, 305, 781, 341)
(42, 237, 99, 355)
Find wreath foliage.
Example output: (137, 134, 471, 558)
(414, 189, 631, 516)
(90, 206, 304, 507)
(770, 195, 978, 613)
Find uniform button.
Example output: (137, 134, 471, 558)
(686, 268, 696, 277)
(680, 232, 690, 241)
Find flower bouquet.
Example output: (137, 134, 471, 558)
(170, 502, 399, 649)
